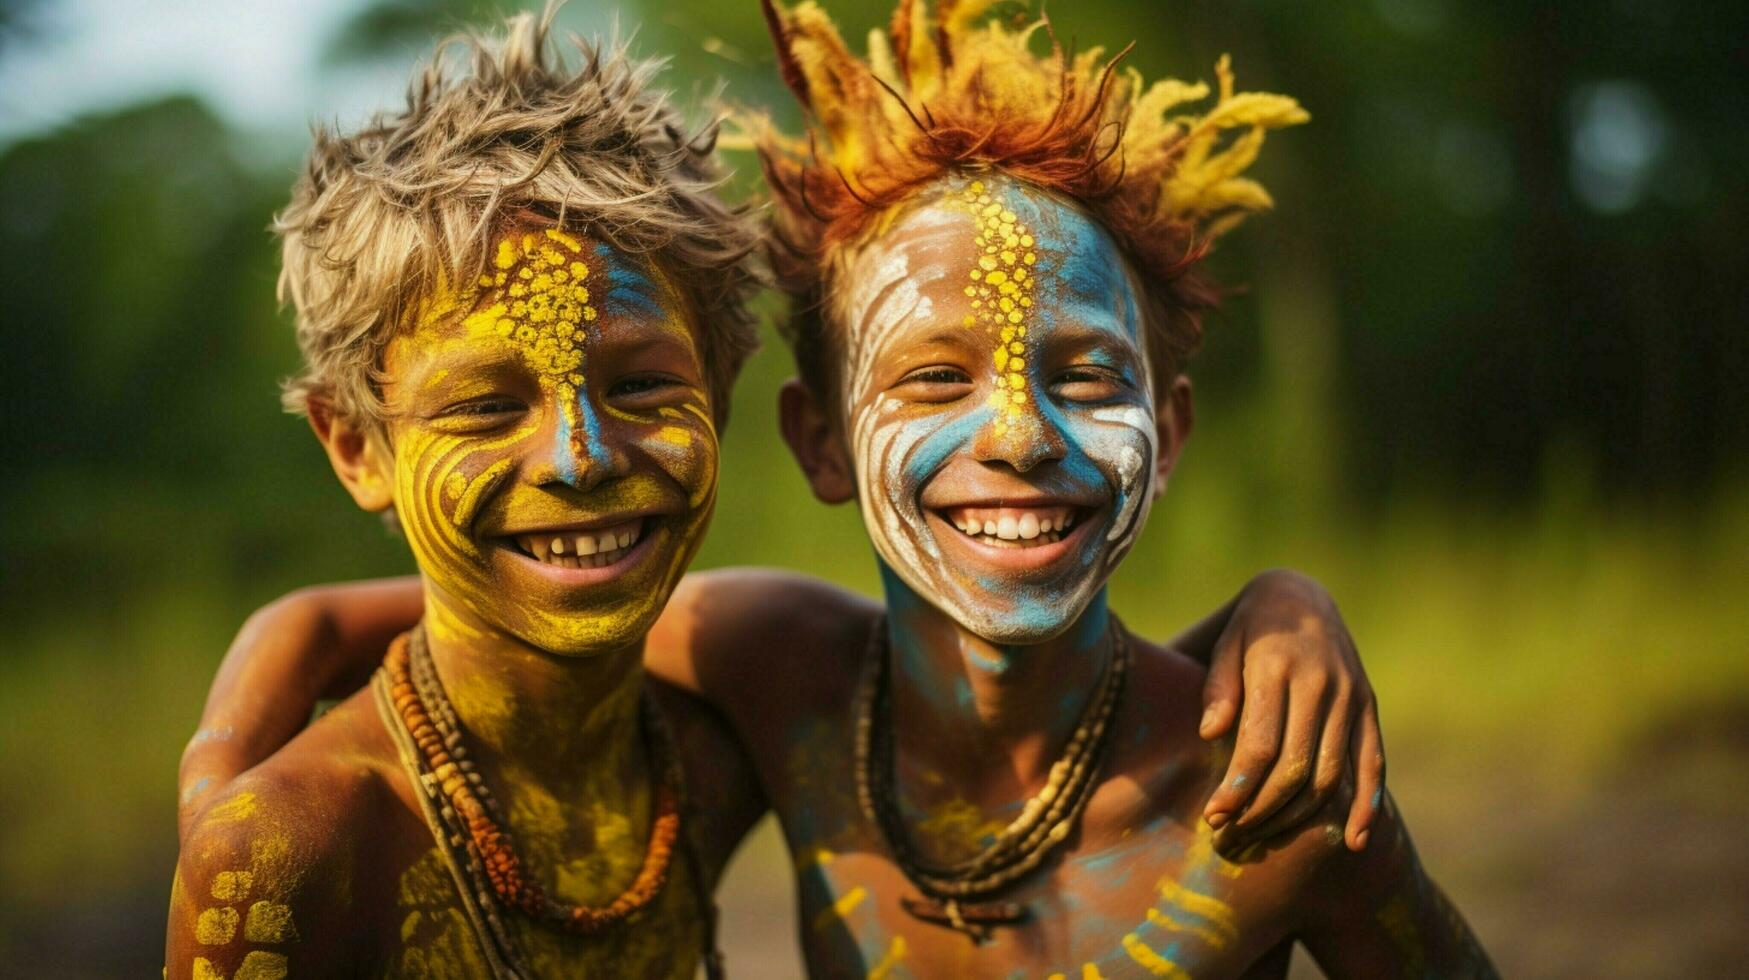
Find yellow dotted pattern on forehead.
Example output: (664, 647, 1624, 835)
(957, 180, 1038, 437)
(462, 228, 598, 388)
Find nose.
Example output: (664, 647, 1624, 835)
(529, 391, 628, 491)
(970, 387, 1069, 472)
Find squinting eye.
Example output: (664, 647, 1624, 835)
(438, 397, 522, 418)
(1052, 367, 1129, 401)
(891, 366, 975, 404)
(608, 374, 688, 404)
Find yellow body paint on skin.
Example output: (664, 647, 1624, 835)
(1156, 878, 1239, 946)
(210, 870, 253, 901)
(1147, 906, 1228, 949)
(866, 935, 907, 980)
(1082, 963, 1107, 980)
(914, 797, 1007, 858)
(1122, 933, 1192, 979)
(203, 793, 259, 826)
(194, 907, 239, 945)
(794, 844, 836, 874)
(812, 885, 867, 932)
(243, 901, 297, 943)
(193, 957, 225, 980)
(955, 179, 1039, 437)
(234, 950, 289, 980)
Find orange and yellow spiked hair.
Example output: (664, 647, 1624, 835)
(750, 0, 1307, 395)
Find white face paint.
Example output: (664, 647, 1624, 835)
(838, 175, 1160, 644)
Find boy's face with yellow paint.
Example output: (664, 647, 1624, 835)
(369, 227, 718, 655)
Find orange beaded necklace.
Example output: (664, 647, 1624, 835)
(382, 626, 682, 935)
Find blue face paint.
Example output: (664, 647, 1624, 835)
(840, 174, 1161, 646)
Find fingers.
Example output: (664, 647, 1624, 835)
(1203, 664, 1285, 828)
(1344, 696, 1386, 850)
(1232, 672, 1325, 831)
(1224, 773, 1335, 851)
(1200, 630, 1245, 740)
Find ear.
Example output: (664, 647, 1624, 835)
(778, 378, 856, 504)
(308, 399, 395, 513)
(1151, 373, 1196, 498)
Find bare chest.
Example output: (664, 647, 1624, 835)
(769, 724, 1304, 979)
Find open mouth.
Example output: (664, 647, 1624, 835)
(507, 518, 646, 570)
(937, 505, 1083, 549)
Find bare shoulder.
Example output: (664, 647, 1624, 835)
(168, 690, 407, 975)
(655, 567, 882, 705)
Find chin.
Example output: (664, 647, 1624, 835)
(502, 596, 664, 658)
(940, 588, 1093, 647)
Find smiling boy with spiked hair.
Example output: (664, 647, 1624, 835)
(737, 0, 1499, 974)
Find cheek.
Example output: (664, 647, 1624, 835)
(1073, 407, 1158, 504)
(394, 425, 528, 550)
(635, 404, 718, 511)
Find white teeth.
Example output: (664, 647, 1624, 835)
(1017, 513, 1040, 539)
(617, 531, 634, 549)
(997, 516, 1019, 540)
(983, 519, 997, 536)
(575, 534, 597, 556)
(551, 536, 567, 555)
(1039, 519, 1053, 533)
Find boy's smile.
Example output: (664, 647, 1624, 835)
(378, 227, 718, 655)
(837, 176, 1165, 644)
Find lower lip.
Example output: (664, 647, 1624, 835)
(925, 511, 1098, 573)
(495, 522, 663, 587)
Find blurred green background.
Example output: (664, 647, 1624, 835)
(1, 0, 1744, 976)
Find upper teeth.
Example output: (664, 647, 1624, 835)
(946, 507, 1076, 541)
(516, 521, 642, 569)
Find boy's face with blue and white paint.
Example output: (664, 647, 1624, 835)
(831, 175, 1189, 644)
(356, 228, 719, 656)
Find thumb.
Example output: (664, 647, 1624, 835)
(1200, 629, 1244, 739)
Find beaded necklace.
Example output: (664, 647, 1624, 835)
(854, 615, 1132, 941)
(374, 626, 705, 976)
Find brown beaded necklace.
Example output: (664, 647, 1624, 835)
(854, 615, 1132, 941)
(382, 626, 682, 934)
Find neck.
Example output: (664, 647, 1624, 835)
(879, 563, 1112, 797)
(418, 581, 645, 795)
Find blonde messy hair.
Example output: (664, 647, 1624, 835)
(277, 7, 761, 432)
(750, 0, 1307, 395)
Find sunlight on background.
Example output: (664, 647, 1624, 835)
(1, 0, 1744, 976)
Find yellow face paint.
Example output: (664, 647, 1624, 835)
(956, 179, 1040, 437)
(380, 226, 719, 656)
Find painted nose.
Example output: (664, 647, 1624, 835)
(970, 389, 1069, 472)
(532, 395, 627, 491)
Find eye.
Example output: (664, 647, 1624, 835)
(429, 396, 525, 430)
(608, 373, 689, 407)
(892, 366, 974, 402)
(1051, 366, 1130, 402)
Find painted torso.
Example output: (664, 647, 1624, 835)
(722, 610, 1346, 980)
(170, 687, 709, 979)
